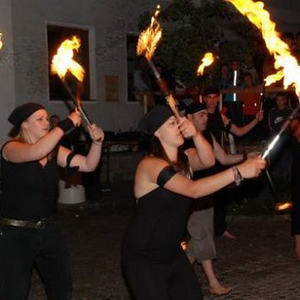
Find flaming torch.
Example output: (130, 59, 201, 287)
(196, 52, 217, 103)
(137, 5, 180, 118)
(226, 0, 297, 210)
(51, 35, 92, 126)
(196, 52, 216, 76)
(225, 0, 300, 158)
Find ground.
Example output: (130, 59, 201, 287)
(28, 183, 300, 300)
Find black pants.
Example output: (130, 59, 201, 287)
(122, 250, 203, 300)
(0, 223, 72, 300)
(291, 165, 300, 236)
(214, 186, 243, 236)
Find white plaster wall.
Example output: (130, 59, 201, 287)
(0, 0, 16, 145)
(2, 0, 300, 145)
(8, 0, 162, 135)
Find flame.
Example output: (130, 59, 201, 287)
(136, 5, 162, 61)
(51, 36, 85, 82)
(275, 201, 292, 211)
(226, 0, 300, 99)
(197, 52, 215, 76)
(167, 94, 179, 116)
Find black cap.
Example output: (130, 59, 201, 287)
(186, 102, 207, 114)
(139, 105, 173, 135)
(203, 86, 220, 96)
(8, 102, 46, 127)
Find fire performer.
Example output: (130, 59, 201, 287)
(202, 86, 263, 238)
(121, 105, 265, 300)
(290, 117, 300, 260)
(184, 101, 258, 295)
(0, 102, 104, 299)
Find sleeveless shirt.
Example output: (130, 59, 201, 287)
(0, 142, 59, 220)
(122, 166, 192, 263)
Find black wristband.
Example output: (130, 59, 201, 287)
(57, 118, 74, 133)
(225, 120, 232, 131)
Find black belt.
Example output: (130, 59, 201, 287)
(0, 216, 55, 230)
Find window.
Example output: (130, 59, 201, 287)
(127, 34, 139, 102)
(47, 25, 91, 101)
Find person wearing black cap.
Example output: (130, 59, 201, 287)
(203, 86, 263, 145)
(185, 102, 258, 296)
(0, 102, 104, 299)
(203, 86, 263, 239)
(121, 105, 265, 300)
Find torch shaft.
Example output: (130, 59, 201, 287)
(262, 104, 300, 159)
(147, 60, 181, 118)
(61, 80, 92, 127)
(148, 60, 161, 81)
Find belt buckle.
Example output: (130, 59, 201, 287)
(35, 219, 47, 230)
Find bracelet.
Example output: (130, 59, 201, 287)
(57, 118, 74, 133)
(232, 166, 244, 186)
(225, 120, 232, 131)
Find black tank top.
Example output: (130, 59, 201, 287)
(207, 110, 224, 145)
(0, 142, 59, 220)
(122, 166, 192, 263)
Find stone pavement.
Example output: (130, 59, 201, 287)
(28, 184, 300, 300)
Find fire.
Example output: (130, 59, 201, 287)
(197, 52, 215, 76)
(0, 33, 3, 50)
(51, 35, 85, 82)
(226, 0, 300, 98)
(136, 5, 162, 61)
(167, 94, 180, 118)
(275, 201, 292, 211)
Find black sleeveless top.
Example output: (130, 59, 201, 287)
(207, 110, 224, 145)
(184, 130, 215, 210)
(0, 142, 59, 220)
(122, 166, 192, 263)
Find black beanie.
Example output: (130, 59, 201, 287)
(185, 102, 207, 115)
(8, 102, 46, 127)
(203, 86, 220, 96)
(139, 105, 174, 135)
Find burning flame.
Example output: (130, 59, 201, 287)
(136, 5, 162, 61)
(275, 201, 292, 211)
(226, 0, 300, 98)
(197, 52, 215, 76)
(0, 33, 3, 50)
(51, 36, 85, 82)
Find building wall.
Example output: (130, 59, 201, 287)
(1, 0, 300, 144)
(0, 0, 16, 144)
(0, 0, 160, 144)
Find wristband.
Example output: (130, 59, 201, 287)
(57, 118, 74, 133)
(225, 120, 232, 131)
(232, 166, 244, 186)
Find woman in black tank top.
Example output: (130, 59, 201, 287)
(0, 102, 104, 299)
(122, 105, 265, 300)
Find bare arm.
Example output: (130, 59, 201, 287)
(212, 136, 243, 165)
(179, 117, 215, 171)
(57, 124, 104, 172)
(3, 112, 81, 163)
(135, 156, 265, 199)
(222, 112, 263, 137)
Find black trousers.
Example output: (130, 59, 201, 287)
(0, 223, 72, 300)
(291, 164, 300, 236)
(122, 250, 203, 300)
